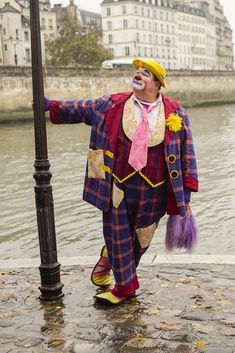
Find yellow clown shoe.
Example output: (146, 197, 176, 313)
(94, 291, 127, 305)
(91, 246, 111, 287)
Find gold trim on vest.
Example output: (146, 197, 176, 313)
(102, 165, 165, 188)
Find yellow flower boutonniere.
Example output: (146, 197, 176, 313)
(166, 113, 182, 132)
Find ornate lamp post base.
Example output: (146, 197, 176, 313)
(39, 263, 64, 301)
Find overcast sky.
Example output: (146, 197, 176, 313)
(51, 0, 235, 43)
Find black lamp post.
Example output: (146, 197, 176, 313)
(29, 0, 64, 300)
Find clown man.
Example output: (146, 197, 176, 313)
(45, 58, 199, 305)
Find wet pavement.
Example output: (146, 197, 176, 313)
(0, 260, 235, 353)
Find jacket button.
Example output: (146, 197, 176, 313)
(170, 170, 179, 179)
(167, 154, 176, 163)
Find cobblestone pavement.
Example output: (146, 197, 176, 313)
(0, 262, 235, 353)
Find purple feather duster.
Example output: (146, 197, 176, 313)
(165, 215, 182, 251)
(165, 212, 198, 252)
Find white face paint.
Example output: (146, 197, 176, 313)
(132, 67, 155, 91)
(132, 79, 146, 90)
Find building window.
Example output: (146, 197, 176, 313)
(123, 19, 128, 28)
(3, 28, 6, 35)
(49, 19, 53, 29)
(24, 31, 29, 41)
(122, 5, 126, 14)
(134, 6, 137, 14)
(42, 18, 46, 28)
(125, 46, 130, 56)
(136, 32, 140, 42)
(25, 48, 30, 62)
(136, 19, 139, 28)
(16, 29, 19, 39)
(108, 34, 113, 44)
(141, 7, 144, 16)
(107, 21, 112, 29)
(109, 48, 114, 56)
(107, 8, 111, 16)
(4, 44, 7, 51)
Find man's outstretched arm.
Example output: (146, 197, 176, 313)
(45, 96, 113, 126)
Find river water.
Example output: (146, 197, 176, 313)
(1, 104, 235, 260)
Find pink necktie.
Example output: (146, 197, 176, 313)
(128, 105, 152, 171)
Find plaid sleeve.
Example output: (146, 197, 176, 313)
(178, 107, 199, 192)
(49, 95, 112, 126)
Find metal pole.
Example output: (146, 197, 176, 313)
(29, 0, 63, 300)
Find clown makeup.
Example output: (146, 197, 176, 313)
(132, 67, 155, 91)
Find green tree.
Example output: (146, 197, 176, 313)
(45, 23, 112, 67)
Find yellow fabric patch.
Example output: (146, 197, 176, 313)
(105, 150, 114, 158)
(136, 222, 158, 249)
(87, 149, 105, 179)
(112, 182, 124, 208)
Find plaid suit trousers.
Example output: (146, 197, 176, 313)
(103, 173, 167, 297)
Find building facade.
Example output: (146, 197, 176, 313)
(101, 0, 233, 70)
(0, 0, 57, 66)
(184, 0, 233, 69)
(53, 0, 102, 32)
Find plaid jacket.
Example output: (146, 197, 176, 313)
(49, 92, 198, 217)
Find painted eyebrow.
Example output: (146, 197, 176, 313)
(136, 68, 151, 76)
(142, 69, 151, 76)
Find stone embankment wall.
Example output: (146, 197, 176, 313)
(0, 66, 235, 119)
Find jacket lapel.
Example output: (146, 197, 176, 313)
(162, 95, 180, 146)
(105, 92, 133, 154)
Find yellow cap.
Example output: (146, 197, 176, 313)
(132, 58, 167, 88)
